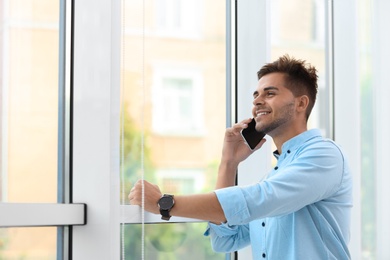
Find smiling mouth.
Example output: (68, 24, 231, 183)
(256, 111, 270, 117)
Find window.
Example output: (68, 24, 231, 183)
(270, 0, 325, 48)
(0, 0, 61, 258)
(152, 67, 204, 135)
(154, 0, 201, 38)
(158, 168, 205, 194)
(0, 1, 83, 259)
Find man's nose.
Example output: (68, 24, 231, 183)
(253, 96, 264, 106)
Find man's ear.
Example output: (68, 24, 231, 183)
(296, 95, 309, 112)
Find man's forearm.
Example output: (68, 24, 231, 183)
(170, 193, 226, 223)
(215, 161, 238, 189)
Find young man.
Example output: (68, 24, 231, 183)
(129, 55, 353, 259)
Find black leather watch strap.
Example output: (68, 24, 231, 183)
(158, 194, 174, 221)
(160, 208, 171, 221)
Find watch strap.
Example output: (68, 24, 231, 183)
(158, 194, 174, 221)
(160, 208, 171, 221)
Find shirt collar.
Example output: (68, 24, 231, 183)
(273, 129, 322, 158)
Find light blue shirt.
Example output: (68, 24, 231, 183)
(205, 129, 353, 259)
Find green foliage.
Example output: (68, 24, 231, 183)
(120, 104, 156, 200)
(122, 223, 224, 260)
(0, 230, 8, 260)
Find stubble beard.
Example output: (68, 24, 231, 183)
(256, 101, 295, 135)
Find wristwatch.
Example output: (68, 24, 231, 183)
(158, 194, 175, 221)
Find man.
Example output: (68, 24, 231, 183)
(129, 55, 353, 259)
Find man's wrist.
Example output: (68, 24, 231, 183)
(158, 194, 175, 221)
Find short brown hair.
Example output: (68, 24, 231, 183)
(257, 55, 318, 120)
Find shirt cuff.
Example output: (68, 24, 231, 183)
(214, 186, 251, 225)
(204, 222, 239, 237)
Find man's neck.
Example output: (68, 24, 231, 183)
(272, 126, 307, 154)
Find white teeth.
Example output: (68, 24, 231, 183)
(257, 112, 269, 116)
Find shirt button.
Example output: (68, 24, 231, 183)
(262, 222, 265, 227)
(287, 150, 291, 153)
(262, 253, 266, 258)
(274, 166, 278, 170)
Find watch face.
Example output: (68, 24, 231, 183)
(159, 196, 174, 210)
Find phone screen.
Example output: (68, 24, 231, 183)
(240, 118, 265, 150)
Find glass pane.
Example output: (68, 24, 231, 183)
(270, 0, 327, 136)
(0, 1, 59, 203)
(0, 0, 60, 258)
(0, 227, 57, 259)
(358, 0, 374, 258)
(123, 223, 223, 260)
(121, 0, 226, 258)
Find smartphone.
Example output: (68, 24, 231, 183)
(240, 118, 266, 150)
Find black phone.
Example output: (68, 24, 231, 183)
(240, 118, 266, 150)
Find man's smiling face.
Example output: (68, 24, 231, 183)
(251, 72, 298, 137)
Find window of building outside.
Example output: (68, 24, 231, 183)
(152, 68, 204, 136)
(0, 0, 60, 259)
(155, 0, 201, 38)
(120, 0, 226, 259)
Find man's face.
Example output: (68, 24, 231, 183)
(251, 72, 297, 136)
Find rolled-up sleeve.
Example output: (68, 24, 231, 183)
(204, 220, 250, 252)
(214, 186, 252, 224)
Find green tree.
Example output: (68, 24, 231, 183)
(120, 104, 156, 201)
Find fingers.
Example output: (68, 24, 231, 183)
(227, 118, 252, 136)
(128, 180, 162, 215)
(128, 179, 145, 206)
